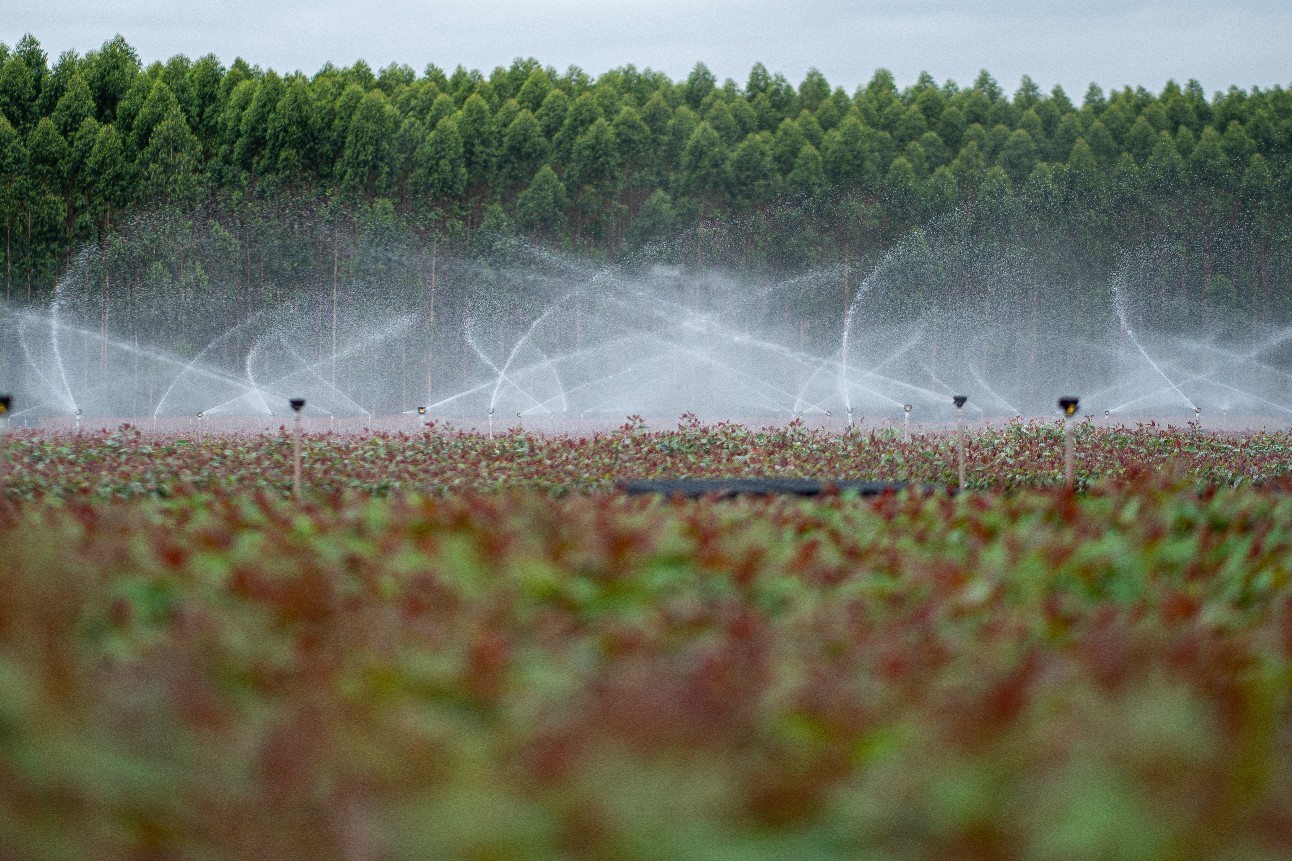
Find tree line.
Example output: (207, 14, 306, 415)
(2, 32, 1291, 310)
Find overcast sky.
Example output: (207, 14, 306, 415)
(6, 1, 1290, 97)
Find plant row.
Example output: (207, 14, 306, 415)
(3, 420, 1291, 501)
(3, 476, 1292, 859)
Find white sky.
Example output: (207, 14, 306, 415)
(6, 1, 1290, 97)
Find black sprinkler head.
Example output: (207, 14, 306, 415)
(952, 395, 968, 409)
(417, 406, 427, 415)
(289, 399, 306, 413)
(903, 403, 912, 413)
(0, 394, 10, 415)
(196, 411, 204, 418)
(1058, 397, 1079, 417)
(1105, 410, 1110, 417)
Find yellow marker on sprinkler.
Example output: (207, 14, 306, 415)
(0, 394, 9, 416)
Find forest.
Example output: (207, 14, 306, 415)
(1, 32, 1291, 318)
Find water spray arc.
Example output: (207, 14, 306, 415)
(1110, 279, 1197, 413)
(6, 211, 1292, 430)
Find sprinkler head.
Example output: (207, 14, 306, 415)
(0, 394, 10, 415)
(196, 411, 204, 419)
(903, 404, 912, 413)
(488, 408, 495, 415)
(1194, 406, 1201, 416)
(75, 408, 82, 417)
(289, 399, 306, 413)
(1104, 410, 1110, 417)
(952, 395, 967, 409)
(1058, 397, 1079, 417)
(417, 406, 427, 416)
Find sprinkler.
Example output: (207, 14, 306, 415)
(1059, 397, 1079, 490)
(903, 403, 911, 442)
(0, 395, 9, 487)
(953, 396, 967, 492)
(289, 399, 305, 499)
(74, 407, 82, 435)
(488, 407, 495, 439)
(847, 406, 853, 428)
(195, 411, 204, 445)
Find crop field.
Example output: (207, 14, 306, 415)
(4, 421, 1292, 860)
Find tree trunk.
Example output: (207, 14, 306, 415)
(426, 238, 437, 403)
(842, 243, 851, 335)
(25, 210, 32, 302)
(332, 230, 340, 392)
(101, 268, 109, 383)
(1029, 280, 1038, 373)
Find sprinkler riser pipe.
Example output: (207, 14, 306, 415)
(292, 413, 303, 500)
(955, 405, 966, 492)
(0, 400, 8, 491)
(1064, 419, 1075, 490)
(0, 396, 10, 457)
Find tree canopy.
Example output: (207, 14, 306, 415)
(0, 33, 1290, 310)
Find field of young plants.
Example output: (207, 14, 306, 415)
(4, 420, 1292, 860)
